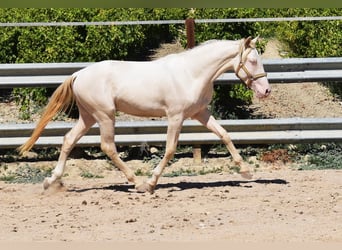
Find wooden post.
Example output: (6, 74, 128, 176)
(193, 144, 202, 164)
(185, 18, 195, 49)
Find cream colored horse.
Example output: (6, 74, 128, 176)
(19, 37, 270, 193)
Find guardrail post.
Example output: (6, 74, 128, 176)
(193, 144, 202, 164)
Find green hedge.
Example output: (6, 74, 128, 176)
(270, 9, 342, 101)
(1, 8, 341, 119)
(0, 8, 189, 118)
(0, 8, 189, 63)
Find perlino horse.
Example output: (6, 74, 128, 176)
(19, 37, 271, 193)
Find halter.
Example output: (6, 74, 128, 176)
(235, 41, 267, 88)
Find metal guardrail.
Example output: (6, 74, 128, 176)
(1, 118, 342, 149)
(0, 58, 341, 150)
(0, 57, 341, 88)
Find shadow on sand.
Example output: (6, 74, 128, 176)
(68, 178, 288, 193)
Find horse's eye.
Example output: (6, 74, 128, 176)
(249, 57, 257, 64)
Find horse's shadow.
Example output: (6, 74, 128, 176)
(68, 178, 288, 193)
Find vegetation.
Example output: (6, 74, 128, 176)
(0, 8, 189, 119)
(0, 164, 52, 184)
(0, 8, 340, 118)
(253, 143, 342, 171)
(80, 171, 104, 179)
(0, 142, 341, 183)
(293, 143, 342, 170)
(262, 8, 342, 101)
(266, 9, 341, 58)
(135, 142, 342, 176)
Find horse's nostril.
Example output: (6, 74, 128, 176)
(265, 88, 271, 95)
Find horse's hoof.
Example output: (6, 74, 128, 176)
(240, 171, 253, 180)
(136, 182, 155, 194)
(43, 178, 50, 190)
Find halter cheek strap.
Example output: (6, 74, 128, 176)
(235, 41, 267, 88)
(236, 62, 267, 88)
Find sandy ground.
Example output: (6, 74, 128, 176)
(1, 39, 342, 244)
(0, 168, 341, 242)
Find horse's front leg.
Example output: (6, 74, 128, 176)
(136, 116, 183, 194)
(193, 109, 253, 179)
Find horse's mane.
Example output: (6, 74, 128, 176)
(197, 39, 221, 46)
(153, 39, 240, 61)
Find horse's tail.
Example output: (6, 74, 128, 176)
(18, 75, 75, 155)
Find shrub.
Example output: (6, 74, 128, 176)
(3, 8, 341, 119)
(210, 84, 254, 119)
(324, 82, 342, 101)
(0, 8, 188, 119)
(1, 164, 52, 184)
(290, 143, 342, 170)
(12, 87, 48, 120)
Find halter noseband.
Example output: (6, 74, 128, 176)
(235, 41, 267, 88)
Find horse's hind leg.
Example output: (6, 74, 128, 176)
(43, 106, 95, 189)
(97, 115, 139, 187)
(193, 109, 253, 179)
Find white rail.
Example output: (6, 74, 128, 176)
(1, 16, 341, 27)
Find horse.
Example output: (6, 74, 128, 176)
(19, 36, 271, 194)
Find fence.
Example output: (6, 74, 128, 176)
(1, 57, 342, 88)
(1, 16, 342, 27)
(0, 58, 341, 162)
(1, 118, 342, 149)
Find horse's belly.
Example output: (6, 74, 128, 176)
(115, 99, 166, 118)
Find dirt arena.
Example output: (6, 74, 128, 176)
(0, 167, 341, 242)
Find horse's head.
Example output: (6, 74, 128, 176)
(235, 36, 271, 98)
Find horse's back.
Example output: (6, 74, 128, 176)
(71, 60, 174, 117)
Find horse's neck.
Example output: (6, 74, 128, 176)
(184, 40, 241, 82)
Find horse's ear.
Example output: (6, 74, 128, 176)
(244, 36, 252, 48)
(250, 36, 259, 48)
